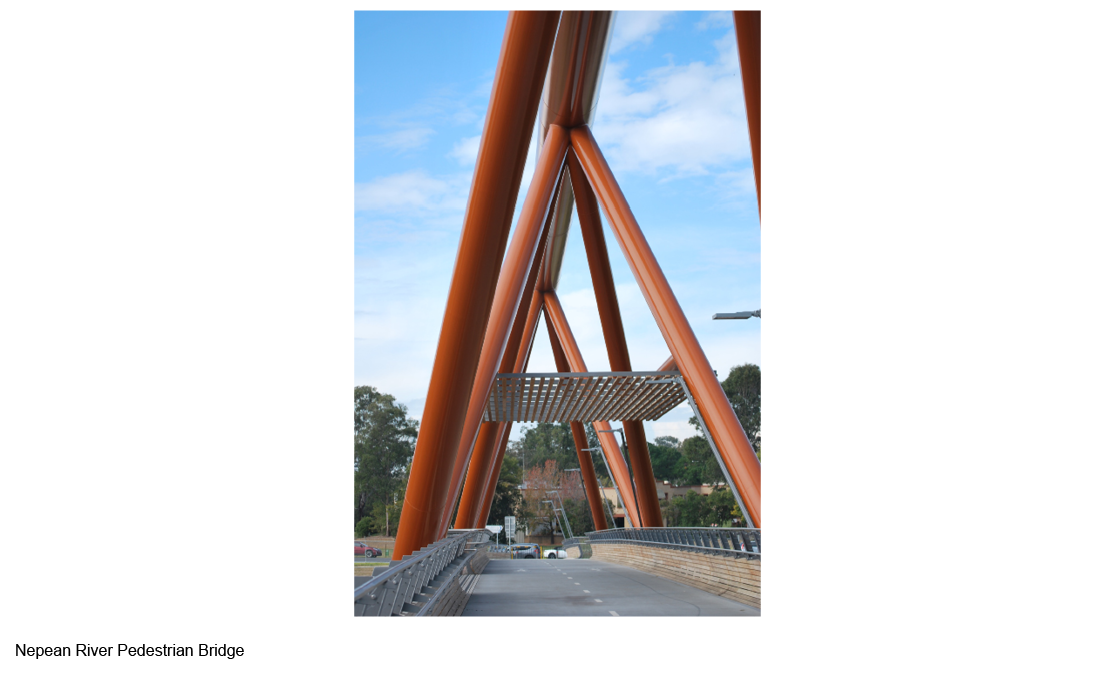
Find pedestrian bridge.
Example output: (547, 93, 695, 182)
(354, 528, 760, 617)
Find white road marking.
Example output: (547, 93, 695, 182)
(594, 599, 602, 603)
(574, 582, 580, 585)
(583, 590, 590, 593)
(609, 611, 620, 616)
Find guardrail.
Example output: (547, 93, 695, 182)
(354, 529, 492, 616)
(584, 527, 760, 559)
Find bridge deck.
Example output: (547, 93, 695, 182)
(461, 558, 760, 616)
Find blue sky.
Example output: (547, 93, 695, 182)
(355, 11, 760, 442)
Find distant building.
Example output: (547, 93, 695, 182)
(599, 480, 725, 528)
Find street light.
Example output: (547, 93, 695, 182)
(561, 467, 588, 510)
(541, 499, 570, 542)
(545, 490, 574, 541)
(712, 309, 760, 320)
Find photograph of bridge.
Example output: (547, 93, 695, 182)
(355, 10, 761, 616)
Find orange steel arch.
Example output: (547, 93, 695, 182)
(393, 11, 760, 559)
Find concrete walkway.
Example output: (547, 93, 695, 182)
(462, 558, 760, 616)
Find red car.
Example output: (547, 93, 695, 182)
(354, 542, 382, 558)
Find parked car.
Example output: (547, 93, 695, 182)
(544, 548, 568, 559)
(354, 542, 382, 558)
(510, 543, 540, 559)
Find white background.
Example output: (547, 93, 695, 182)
(3, 1, 1113, 670)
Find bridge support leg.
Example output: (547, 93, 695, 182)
(431, 125, 569, 537)
(569, 158, 663, 527)
(443, 172, 562, 532)
(733, 10, 760, 214)
(470, 285, 545, 528)
(392, 12, 561, 560)
(542, 291, 643, 527)
(455, 279, 547, 529)
(544, 311, 608, 532)
(569, 126, 761, 528)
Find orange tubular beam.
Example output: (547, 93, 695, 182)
(544, 314, 608, 532)
(452, 211, 554, 530)
(542, 291, 643, 528)
(733, 11, 760, 214)
(434, 124, 570, 536)
(473, 289, 545, 528)
(568, 159, 663, 527)
(569, 126, 761, 527)
(393, 12, 560, 560)
(658, 355, 677, 372)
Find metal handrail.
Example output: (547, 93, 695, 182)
(354, 529, 491, 616)
(584, 527, 760, 558)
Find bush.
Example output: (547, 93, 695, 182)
(355, 516, 377, 538)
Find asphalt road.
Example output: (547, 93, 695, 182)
(461, 558, 759, 616)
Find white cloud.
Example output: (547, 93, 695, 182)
(594, 31, 750, 178)
(650, 419, 700, 442)
(609, 11, 675, 53)
(354, 169, 468, 216)
(695, 11, 733, 31)
(448, 134, 481, 166)
(357, 127, 434, 152)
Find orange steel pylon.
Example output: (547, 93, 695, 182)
(393, 11, 761, 559)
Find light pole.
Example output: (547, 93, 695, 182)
(564, 468, 590, 534)
(541, 499, 569, 543)
(546, 490, 574, 540)
(712, 309, 760, 320)
(598, 427, 639, 526)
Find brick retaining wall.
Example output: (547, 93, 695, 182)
(590, 543, 760, 610)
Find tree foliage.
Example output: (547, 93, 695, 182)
(660, 487, 738, 527)
(648, 435, 683, 483)
(354, 386, 418, 533)
(485, 449, 523, 527)
(721, 364, 760, 457)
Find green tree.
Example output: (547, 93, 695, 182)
(676, 431, 723, 485)
(648, 435, 683, 483)
(485, 450, 523, 527)
(721, 364, 760, 458)
(510, 422, 580, 471)
(706, 486, 737, 525)
(663, 490, 710, 526)
(354, 386, 418, 531)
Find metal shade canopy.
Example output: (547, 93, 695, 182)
(484, 371, 686, 423)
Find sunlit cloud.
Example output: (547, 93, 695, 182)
(594, 32, 750, 179)
(609, 11, 675, 53)
(356, 127, 435, 152)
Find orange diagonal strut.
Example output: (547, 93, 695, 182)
(569, 125, 761, 528)
(569, 158, 663, 527)
(544, 309, 609, 532)
(542, 291, 643, 528)
(393, 12, 561, 560)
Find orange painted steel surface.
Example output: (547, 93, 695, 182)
(452, 200, 556, 530)
(733, 11, 760, 213)
(569, 158, 663, 527)
(539, 11, 613, 291)
(433, 124, 570, 537)
(569, 126, 761, 527)
(474, 421, 514, 528)
(452, 421, 501, 526)
(393, 13, 561, 560)
(542, 291, 643, 528)
(545, 313, 608, 532)
(473, 290, 544, 528)
(658, 355, 677, 372)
